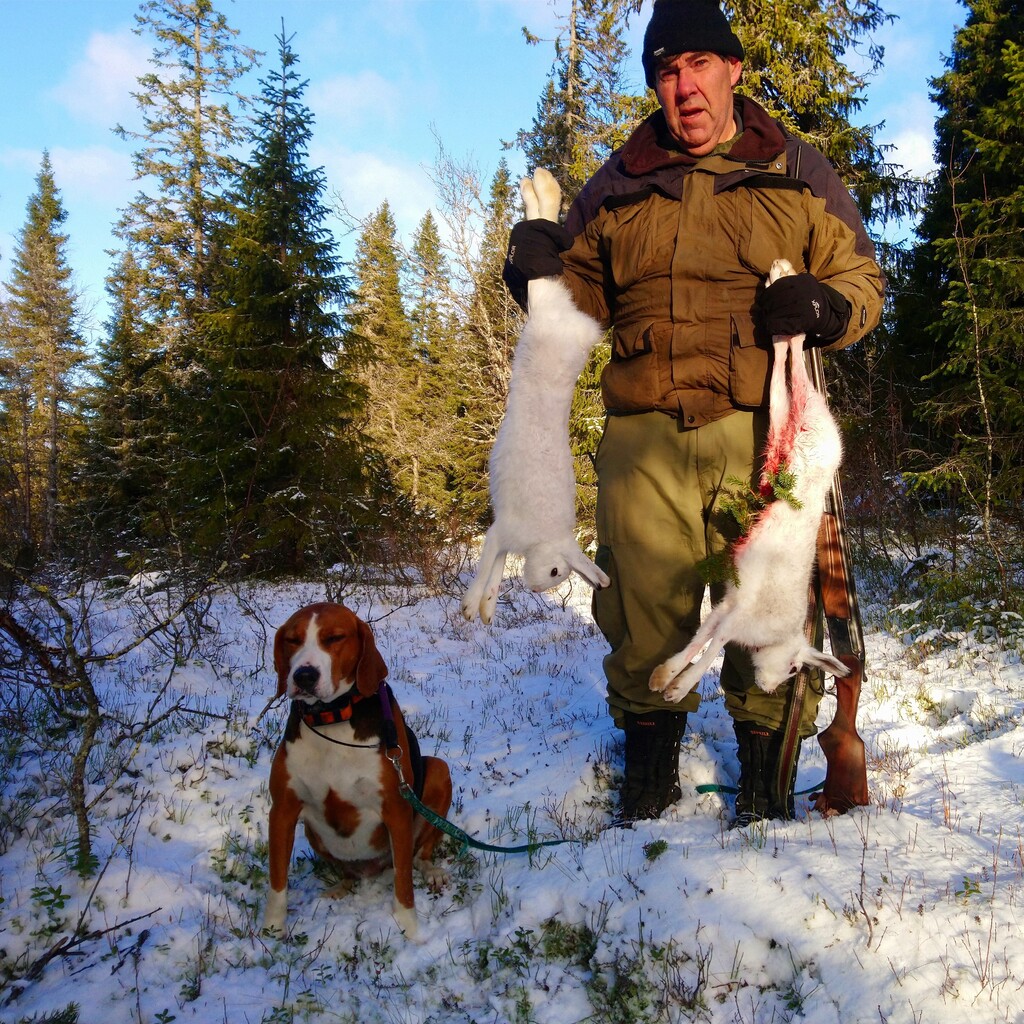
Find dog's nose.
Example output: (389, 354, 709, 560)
(291, 665, 320, 692)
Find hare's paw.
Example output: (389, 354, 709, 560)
(530, 168, 562, 221)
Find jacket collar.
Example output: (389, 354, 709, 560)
(619, 95, 787, 177)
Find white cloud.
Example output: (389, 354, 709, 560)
(873, 90, 940, 179)
(47, 145, 135, 208)
(314, 146, 436, 241)
(308, 71, 402, 132)
(49, 29, 150, 128)
(0, 147, 45, 177)
(888, 128, 937, 180)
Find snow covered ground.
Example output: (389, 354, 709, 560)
(1, 563, 1021, 1023)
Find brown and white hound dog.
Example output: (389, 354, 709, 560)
(263, 602, 452, 938)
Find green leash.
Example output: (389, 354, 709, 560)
(387, 749, 581, 856)
(695, 779, 824, 797)
(361, 681, 579, 856)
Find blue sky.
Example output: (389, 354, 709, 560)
(1, 0, 964, 340)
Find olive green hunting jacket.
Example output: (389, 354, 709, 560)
(561, 96, 885, 427)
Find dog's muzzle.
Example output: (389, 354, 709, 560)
(290, 664, 321, 696)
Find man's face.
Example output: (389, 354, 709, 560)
(654, 52, 743, 157)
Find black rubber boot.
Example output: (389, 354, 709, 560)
(733, 721, 801, 827)
(620, 711, 687, 822)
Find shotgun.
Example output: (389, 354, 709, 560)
(775, 347, 869, 815)
(812, 472, 870, 812)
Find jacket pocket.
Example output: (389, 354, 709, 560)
(603, 320, 670, 412)
(729, 315, 771, 408)
(734, 186, 810, 278)
(611, 319, 655, 362)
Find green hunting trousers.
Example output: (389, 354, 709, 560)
(592, 410, 823, 736)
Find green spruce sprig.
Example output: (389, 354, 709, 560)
(697, 462, 802, 586)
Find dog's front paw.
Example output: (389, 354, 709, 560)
(419, 861, 449, 894)
(262, 889, 288, 934)
(323, 878, 357, 900)
(392, 902, 420, 940)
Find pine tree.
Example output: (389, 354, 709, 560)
(0, 153, 88, 557)
(900, 0, 1024, 532)
(197, 26, 366, 571)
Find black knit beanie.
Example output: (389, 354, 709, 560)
(642, 0, 745, 88)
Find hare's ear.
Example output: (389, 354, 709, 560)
(568, 549, 611, 590)
(798, 646, 850, 678)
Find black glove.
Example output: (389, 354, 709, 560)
(502, 219, 575, 311)
(756, 273, 851, 346)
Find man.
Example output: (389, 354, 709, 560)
(503, 0, 883, 823)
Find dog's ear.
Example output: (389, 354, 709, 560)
(354, 617, 388, 696)
(272, 628, 291, 698)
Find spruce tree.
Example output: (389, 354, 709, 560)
(723, 0, 913, 224)
(351, 202, 422, 500)
(516, 0, 649, 208)
(409, 211, 449, 364)
(111, 1, 258, 554)
(84, 250, 162, 551)
(900, 0, 1024, 532)
(0, 298, 30, 560)
(407, 211, 462, 512)
(451, 160, 524, 520)
(0, 153, 88, 557)
(198, 26, 365, 572)
(116, 0, 257, 341)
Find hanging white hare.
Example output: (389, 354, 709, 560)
(650, 259, 850, 698)
(462, 168, 609, 625)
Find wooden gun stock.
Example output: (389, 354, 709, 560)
(813, 649, 869, 813)
(810, 480, 870, 813)
(812, 509, 869, 813)
(807, 348, 870, 815)
(812, 487, 870, 814)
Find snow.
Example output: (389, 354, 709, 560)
(1, 569, 1022, 1023)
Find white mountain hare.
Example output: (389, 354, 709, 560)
(461, 168, 610, 625)
(649, 259, 850, 699)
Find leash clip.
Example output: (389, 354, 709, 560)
(387, 746, 409, 791)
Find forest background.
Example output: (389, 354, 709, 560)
(0, 0, 1021, 613)
(1, 0, 1023, 1017)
